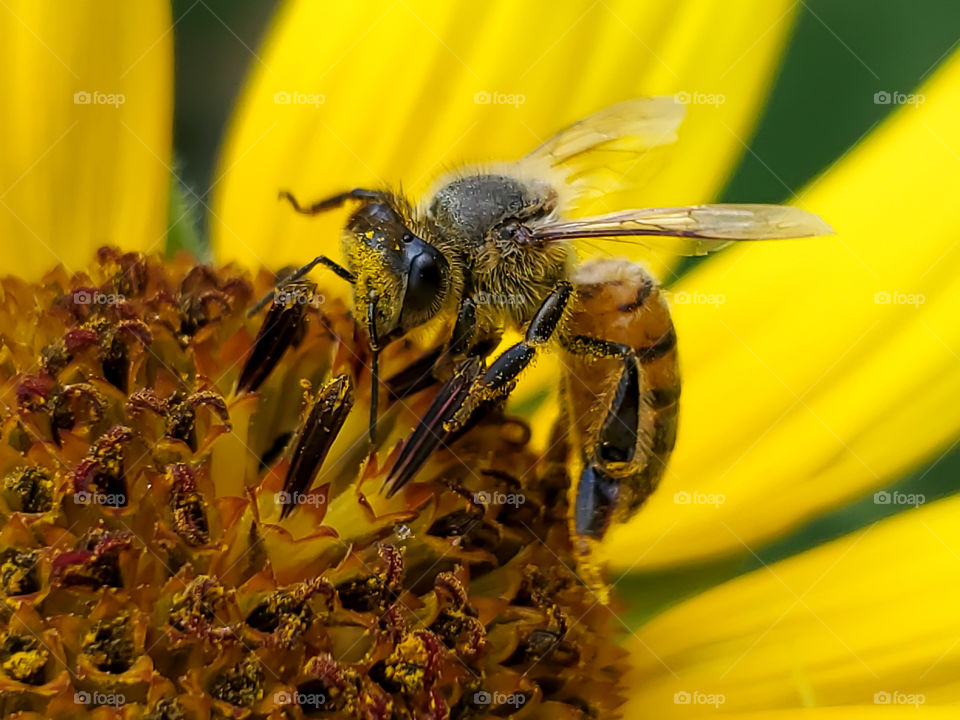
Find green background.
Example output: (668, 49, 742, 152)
(169, 0, 960, 623)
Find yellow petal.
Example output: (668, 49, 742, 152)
(602, 46, 960, 570)
(212, 0, 797, 271)
(623, 494, 960, 715)
(718, 711, 960, 720)
(0, 0, 173, 279)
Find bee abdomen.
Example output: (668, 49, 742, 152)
(637, 327, 677, 363)
(629, 382, 679, 513)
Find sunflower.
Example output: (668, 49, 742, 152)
(1, 1, 959, 718)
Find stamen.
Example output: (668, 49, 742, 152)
(236, 282, 313, 393)
(280, 375, 353, 519)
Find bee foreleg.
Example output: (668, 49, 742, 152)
(384, 296, 479, 402)
(247, 255, 355, 318)
(386, 346, 446, 401)
(385, 295, 496, 402)
(383, 282, 574, 495)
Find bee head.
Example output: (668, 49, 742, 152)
(343, 199, 450, 345)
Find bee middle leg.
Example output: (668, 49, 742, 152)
(447, 280, 574, 429)
(383, 281, 574, 496)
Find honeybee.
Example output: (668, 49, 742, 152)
(261, 97, 831, 540)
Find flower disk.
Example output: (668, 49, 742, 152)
(0, 249, 624, 719)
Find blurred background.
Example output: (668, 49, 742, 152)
(173, 0, 960, 207)
(170, 0, 960, 621)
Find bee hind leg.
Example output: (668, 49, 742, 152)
(574, 461, 621, 539)
(561, 335, 643, 538)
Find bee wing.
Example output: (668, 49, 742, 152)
(517, 97, 686, 207)
(533, 204, 833, 256)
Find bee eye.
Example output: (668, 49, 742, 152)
(404, 251, 443, 313)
